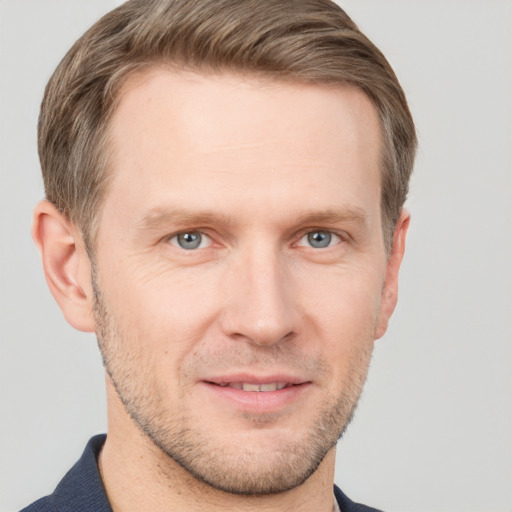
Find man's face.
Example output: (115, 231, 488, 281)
(92, 70, 398, 494)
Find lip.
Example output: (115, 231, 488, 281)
(201, 373, 312, 414)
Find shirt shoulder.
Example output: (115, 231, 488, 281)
(19, 435, 111, 512)
(334, 484, 385, 512)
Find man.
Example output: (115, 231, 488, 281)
(23, 0, 416, 510)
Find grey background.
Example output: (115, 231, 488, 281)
(1, 1, 511, 511)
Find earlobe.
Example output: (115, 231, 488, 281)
(374, 209, 410, 340)
(32, 200, 96, 332)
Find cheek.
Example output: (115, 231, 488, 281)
(101, 260, 223, 354)
(299, 263, 384, 347)
(301, 271, 379, 393)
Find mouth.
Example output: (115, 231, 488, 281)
(201, 376, 311, 414)
(212, 382, 294, 392)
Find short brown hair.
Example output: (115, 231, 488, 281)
(38, 0, 416, 251)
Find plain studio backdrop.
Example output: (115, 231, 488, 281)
(1, 1, 511, 511)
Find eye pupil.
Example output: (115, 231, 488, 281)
(307, 231, 331, 248)
(177, 232, 202, 249)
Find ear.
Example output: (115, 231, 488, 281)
(374, 209, 410, 339)
(32, 200, 96, 332)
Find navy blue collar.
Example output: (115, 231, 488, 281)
(21, 435, 111, 512)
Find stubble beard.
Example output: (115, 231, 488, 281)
(92, 273, 374, 496)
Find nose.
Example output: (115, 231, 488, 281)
(219, 244, 300, 346)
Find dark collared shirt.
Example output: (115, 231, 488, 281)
(20, 435, 382, 512)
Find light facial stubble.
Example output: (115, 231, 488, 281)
(92, 268, 374, 495)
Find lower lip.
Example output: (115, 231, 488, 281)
(201, 382, 311, 414)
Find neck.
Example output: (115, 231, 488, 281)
(99, 382, 337, 512)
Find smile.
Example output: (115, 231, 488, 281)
(202, 372, 315, 414)
(202, 377, 311, 414)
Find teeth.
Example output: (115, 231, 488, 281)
(259, 383, 277, 392)
(242, 383, 261, 392)
(221, 382, 289, 392)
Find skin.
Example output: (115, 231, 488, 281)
(33, 70, 409, 512)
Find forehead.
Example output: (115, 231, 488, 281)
(102, 69, 382, 228)
(110, 68, 381, 158)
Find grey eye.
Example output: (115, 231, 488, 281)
(307, 231, 332, 248)
(175, 232, 203, 250)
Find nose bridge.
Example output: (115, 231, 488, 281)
(220, 239, 298, 345)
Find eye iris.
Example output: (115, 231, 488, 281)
(177, 232, 202, 249)
(308, 231, 331, 248)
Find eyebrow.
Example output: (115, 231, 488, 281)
(135, 206, 368, 232)
(135, 208, 236, 231)
(294, 208, 368, 227)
